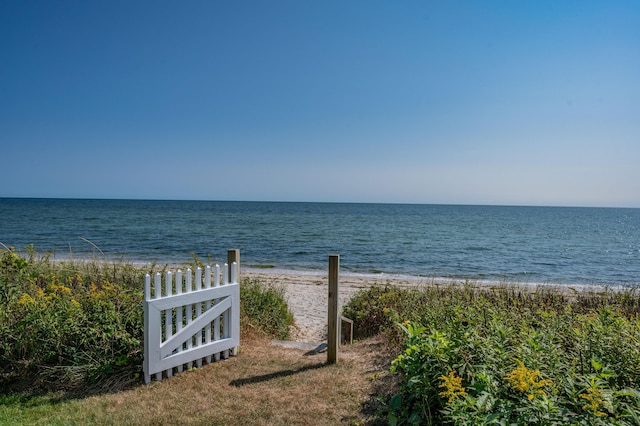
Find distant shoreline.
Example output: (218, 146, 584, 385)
(39, 253, 638, 293)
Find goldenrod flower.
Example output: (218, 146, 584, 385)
(56, 284, 72, 295)
(580, 386, 612, 417)
(48, 283, 72, 295)
(505, 359, 553, 400)
(439, 370, 467, 403)
(17, 293, 35, 305)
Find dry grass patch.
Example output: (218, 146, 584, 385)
(4, 333, 398, 425)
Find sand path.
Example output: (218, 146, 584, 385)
(245, 271, 420, 342)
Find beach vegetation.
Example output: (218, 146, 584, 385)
(1, 247, 385, 425)
(343, 283, 640, 424)
(0, 246, 293, 396)
(240, 277, 294, 340)
(1, 246, 144, 394)
(4, 243, 640, 424)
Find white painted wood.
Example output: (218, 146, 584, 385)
(164, 271, 173, 377)
(222, 263, 231, 359)
(213, 263, 221, 361)
(143, 262, 240, 382)
(154, 272, 161, 298)
(175, 270, 183, 373)
(185, 269, 193, 369)
(195, 267, 203, 367)
(231, 263, 237, 285)
(143, 274, 151, 384)
(204, 265, 212, 364)
(214, 264, 220, 287)
(159, 298, 232, 358)
(230, 262, 240, 356)
(153, 273, 162, 381)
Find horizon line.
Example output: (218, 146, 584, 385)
(1, 195, 638, 210)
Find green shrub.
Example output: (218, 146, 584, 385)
(240, 277, 294, 340)
(0, 247, 29, 303)
(344, 283, 640, 425)
(0, 248, 144, 393)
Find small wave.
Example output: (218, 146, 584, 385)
(465, 246, 491, 252)
(246, 264, 275, 269)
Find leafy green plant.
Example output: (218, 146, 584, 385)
(240, 277, 294, 340)
(344, 283, 640, 424)
(1, 249, 144, 394)
(0, 247, 29, 303)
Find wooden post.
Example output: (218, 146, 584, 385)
(327, 254, 339, 364)
(227, 249, 240, 282)
(227, 249, 240, 356)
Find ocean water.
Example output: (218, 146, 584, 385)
(1, 198, 639, 287)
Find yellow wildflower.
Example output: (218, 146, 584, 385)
(47, 283, 72, 296)
(439, 370, 467, 403)
(505, 359, 553, 400)
(71, 299, 81, 308)
(580, 386, 612, 417)
(17, 293, 35, 305)
(56, 284, 72, 295)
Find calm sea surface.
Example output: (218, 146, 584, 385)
(1, 198, 639, 287)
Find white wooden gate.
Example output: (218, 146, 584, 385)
(143, 263, 240, 383)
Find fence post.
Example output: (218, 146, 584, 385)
(328, 254, 339, 364)
(143, 274, 151, 384)
(227, 249, 240, 282)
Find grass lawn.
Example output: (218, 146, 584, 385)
(1, 333, 397, 426)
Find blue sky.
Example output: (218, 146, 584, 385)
(2, 1, 639, 207)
